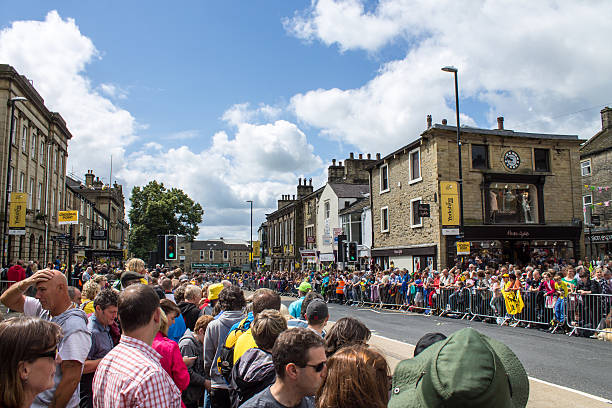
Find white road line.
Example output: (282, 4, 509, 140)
(370, 333, 612, 404)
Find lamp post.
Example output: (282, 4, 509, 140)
(2, 96, 27, 268)
(246, 200, 253, 272)
(441, 66, 465, 239)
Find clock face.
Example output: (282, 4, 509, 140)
(503, 150, 520, 170)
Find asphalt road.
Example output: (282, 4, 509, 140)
(283, 299, 612, 401)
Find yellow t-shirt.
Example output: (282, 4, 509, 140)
(81, 299, 95, 315)
(555, 281, 569, 299)
(233, 328, 257, 364)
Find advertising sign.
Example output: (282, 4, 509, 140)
(440, 181, 460, 226)
(58, 210, 79, 225)
(8, 192, 27, 235)
(456, 241, 471, 255)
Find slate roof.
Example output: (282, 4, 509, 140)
(580, 127, 612, 158)
(329, 183, 369, 198)
(338, 197, 369, 216)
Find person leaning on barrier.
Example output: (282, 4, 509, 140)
(0, 269, 91, 408)
(0, 316, 62, 408)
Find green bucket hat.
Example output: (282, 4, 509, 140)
(389, 328, 529, 408)
(298, 281, 312, 292)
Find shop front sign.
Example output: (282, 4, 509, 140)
(457, 241, 471, 255)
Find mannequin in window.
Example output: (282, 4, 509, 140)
(521, 192, 533, 223)
(489, 190, 499, 222)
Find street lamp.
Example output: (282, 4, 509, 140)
(441, 66, 465, 239)
(246, 200, 253, 272)
(2, 96, 28, 267)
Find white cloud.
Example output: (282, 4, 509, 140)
(0, 11, 323, 239)
(222, 102, 283, 127)
(287, 0, 612, 153)
(99, 83, 128, 100)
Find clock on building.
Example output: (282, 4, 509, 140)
(503, 150, 520, 170)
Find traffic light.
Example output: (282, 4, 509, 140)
(337, 234, 347, 263)
(348, 242, 357, 262)
(165, 235, 177, 260)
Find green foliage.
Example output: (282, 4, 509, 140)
(128, 181, 203, 259)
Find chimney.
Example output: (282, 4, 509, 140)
(601, 107, 612, 130)
(292, 194, 295, 200)
(332, 159, 336, 166)
(376, 153, 381, 160)
(442, 119, 447, 125)
(298, 177, 302, 185)
(497, 116, 504, 130)
(338, 161, 342, 166)
(350, 152, 354, 159)
(359, 153, 363, 159)
(85, 170, 94, 187)
(309, 178, 312, 186)
(427, 114, 432, 129)
(367, 153, 371, 159)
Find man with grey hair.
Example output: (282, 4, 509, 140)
(179, 284, 203, 331)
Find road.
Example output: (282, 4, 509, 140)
(279, 297, 612, 406)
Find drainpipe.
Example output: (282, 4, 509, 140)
(43, 141, 52, 265)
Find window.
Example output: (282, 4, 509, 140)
(8, 167, 13, 192)
(581, 159, 591, 176)
(28, 179, 34, 209)
(22, 125, 27, 153)
(409, 148, 421, 183)
(179, 246, 185, 254)
(80, 199, 84, 216)
(583, 195, 593, 223)
(534, 149, 550, 172)
(324, 200, 330, 219)
(86, 226, 90, 246)
(583, 195, 592, 207)
(19, 173, 25, 192)
(59, 191, 62, 211)
(488, 183, 538, 224)
(36, 183, 42, 211)
(11, 115, 17, 144)
(380, 207, 389, 232)
(53, 148, 57, 171)
(472, 144, 489, 169)
(50, 189, 55, 218)
(411, 197, 423, 228)
(223, 250, 229, 260)
(380, 164, 389, 193)
(31, 132, 36, 159)
(40, 141, 44, 163)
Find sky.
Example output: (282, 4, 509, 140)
(1, 0, 611, 241)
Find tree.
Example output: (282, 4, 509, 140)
(128, 181, 203, 260)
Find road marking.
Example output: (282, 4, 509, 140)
(371, 333, 612, 404)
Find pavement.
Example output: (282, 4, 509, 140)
(275, 295, 612, 407)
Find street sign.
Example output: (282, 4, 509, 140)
(442, 228, 460, 236)
(91, 229, 107, 240)
(418, 203, 431, 217)
(58, 210, 79, 225)
(73, 245, 90, 250)
(457, 241, 471, 255)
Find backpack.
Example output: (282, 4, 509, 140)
(217, 318, 249, 382)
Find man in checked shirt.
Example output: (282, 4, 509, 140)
(92, 284, 181, 407)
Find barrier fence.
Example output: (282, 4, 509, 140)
(230, 276, 612, 337)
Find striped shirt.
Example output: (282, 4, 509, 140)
(92, 334, 181, 408)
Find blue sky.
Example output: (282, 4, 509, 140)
(1, 1, 611, 240)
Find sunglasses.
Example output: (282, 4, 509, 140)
(302, 361, 327, 372)
(29, 347, 58, 361)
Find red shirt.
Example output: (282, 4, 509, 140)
(7, 265, 26, 286)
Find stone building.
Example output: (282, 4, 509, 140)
(164, 238, 250, 273)
(0, 64, 71, 266)
(580, 107, 612, 260)
(73, 170, 128, 262)
(369, 116, 584, 271)
(65, 175, 109, 263)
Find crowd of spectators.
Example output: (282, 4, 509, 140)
(0, 258, 536, 408)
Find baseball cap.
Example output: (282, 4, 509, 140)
(305, 299, 329, 322)
(120, 271, 142, 287)
(298, 281, 312, 293)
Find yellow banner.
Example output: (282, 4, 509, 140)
(9, 192, 27, 233)
(58, 210, 79, 225)
(440, 181, 460, 226)
(457, 241, 471, 255)
(252, 240, 260, 256)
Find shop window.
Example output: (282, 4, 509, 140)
(409, 149, 421, 183)
(411, 198, 423, 228)
(534, 149, 550, 172)
(487, 183, 538, 224)
(380, 164, 389, 193)
(381, 207, 389, 232)
(472, 144, 489, 169)
(581, 159, 591, 176)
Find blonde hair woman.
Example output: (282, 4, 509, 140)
(80, 280, 100, 315)
(125, 258, 146, 274)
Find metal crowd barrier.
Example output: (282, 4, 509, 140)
(0, 280, 17, 296)
(566, 292, 612, 337)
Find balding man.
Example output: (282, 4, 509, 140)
(0, 269, 91, 408)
